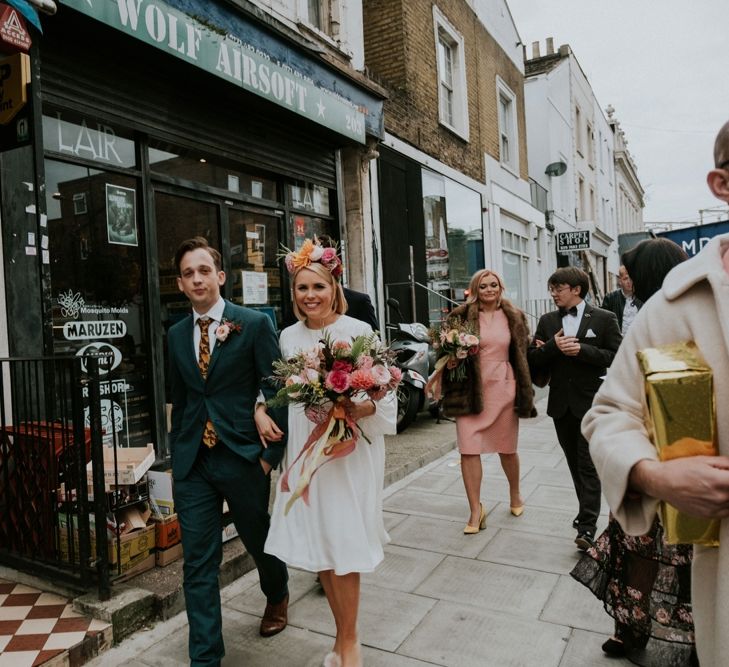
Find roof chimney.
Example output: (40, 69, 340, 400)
(546, 37, 554, 55)
(531, 41, 540, 59)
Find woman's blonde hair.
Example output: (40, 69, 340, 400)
(465, 269, 506, 306)
(292, 262, 348, 321)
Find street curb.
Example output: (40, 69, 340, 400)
(383, 439, 456, 488)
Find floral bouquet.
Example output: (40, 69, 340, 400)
(425, 318, 479, 400)
(268, 332, 401, 514)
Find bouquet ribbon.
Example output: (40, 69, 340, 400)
(279, 402, 358, 515)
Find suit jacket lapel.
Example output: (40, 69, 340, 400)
(206, 301, 234, 380)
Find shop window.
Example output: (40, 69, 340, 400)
(288, 181, 331, 215)
(45, 158, 152, 447)
(149, 143, 278, 201)
(500, 228, 528, 308)
(43, 107, 136, 169)
(434, 7, 468, 141)
(422, 169, 482, 324)
(229, 210, 283, 328)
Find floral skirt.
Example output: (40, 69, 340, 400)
(571, 515, 696, 667)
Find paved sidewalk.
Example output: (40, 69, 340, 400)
(88, 400, 631, 667)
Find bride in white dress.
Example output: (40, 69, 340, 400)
(261, 249, 396, 667)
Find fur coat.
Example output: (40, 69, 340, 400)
(441, 300, 536, 419)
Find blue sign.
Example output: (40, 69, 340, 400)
(657, 220, 729, 257)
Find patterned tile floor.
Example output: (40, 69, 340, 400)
(0, 579, 111, 667)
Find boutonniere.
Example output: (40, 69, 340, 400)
(215, 318, 242, 343)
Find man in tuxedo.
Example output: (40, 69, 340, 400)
(527, 266, 621, 550)
(168, 237, 289, 667)
(601, 265, 642, 336)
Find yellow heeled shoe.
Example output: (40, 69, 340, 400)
(510, 505, 524, 517)
(464, 503, 486, 534)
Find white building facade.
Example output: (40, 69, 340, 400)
(524, 41, 642, 299)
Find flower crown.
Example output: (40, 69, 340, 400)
(282, 238, 343, 279)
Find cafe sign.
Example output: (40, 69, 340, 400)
(59, 0, 366, 143)
(556, 230, 591, 253)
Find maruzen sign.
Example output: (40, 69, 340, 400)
(658, 220, 729, 257)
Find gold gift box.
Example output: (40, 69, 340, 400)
(637, 341, 720, 546)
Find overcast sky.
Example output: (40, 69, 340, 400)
(507, 0, 729, 225)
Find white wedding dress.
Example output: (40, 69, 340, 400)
(264, 315, 397, 575)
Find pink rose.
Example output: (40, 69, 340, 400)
(464, 334, 479, 347)
(325, 370, 351, 393)
(332, 359, 353, 373)
(350, 368, 376, 390)
(356, 355, 374, 370)
(388, 366, 403, 386)
(215, 323, 230, 342)
(321, 247, 337, 264)
(370, 364, 391, 386)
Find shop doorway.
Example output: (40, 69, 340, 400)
(153, 188, 285, 435)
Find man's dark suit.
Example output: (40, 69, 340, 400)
(527, 304, 621, 536)
(601, 289, 642, 331)
(343, 287, 379, 331)
(168, 300, 288, 666)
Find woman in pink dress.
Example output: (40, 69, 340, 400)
(441, 270, 536, 533)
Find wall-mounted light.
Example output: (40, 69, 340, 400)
(199, 158, 207, 163)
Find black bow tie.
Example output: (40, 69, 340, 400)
(559, 306, 578, 317)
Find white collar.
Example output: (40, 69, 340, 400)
(193, 297, 225, 325)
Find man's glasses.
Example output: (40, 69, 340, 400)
(547, 285, 571, 295)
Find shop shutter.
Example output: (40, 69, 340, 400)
(39, 14, 337, 188)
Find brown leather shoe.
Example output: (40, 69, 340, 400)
(259, 594, 288, 637)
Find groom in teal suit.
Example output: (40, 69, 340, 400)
(168, 237, 289, 667)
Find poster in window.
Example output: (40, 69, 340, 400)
(106, 184, 138, 247)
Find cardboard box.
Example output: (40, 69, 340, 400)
(87, 443, 155, 489)
(148, 469, 174, 516)
(153, 513, 180, 549)
(58, 514, 156, 565)
(638, 342, 720, 545)
(114, 552, 155, 583)
(155, 542, 183, 567)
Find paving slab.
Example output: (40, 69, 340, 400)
(397, 600, 569, 667)
(477, 528, 582, 575)
(388, 515, 498, 558)
(289, 584, 437, 652)
(361, 545, 445, 593)
(541, 575, 615, 635)
(406, 471, 461, 495)
(524, 484, 580, 513)
(559, 628, 633, 667)
(383, 488, 467, 523)
(226, 567, 320, 616)
(414, 555, 558, 620)
(521, 466, 574, 488)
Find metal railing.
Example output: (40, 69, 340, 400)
(0, 356, 111, 600)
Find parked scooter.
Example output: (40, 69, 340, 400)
(386, 298, 436, 432)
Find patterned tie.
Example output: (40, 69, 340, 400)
(197, 317, 217, 448)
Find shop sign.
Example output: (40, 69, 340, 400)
(63, 319, 127, 340)
(0, 51, 29, 124)
(76, 341, 123, 375)
(59, 0, 366, 143)
(556, 230, 591, 253)
(0, 5, 31, 52)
